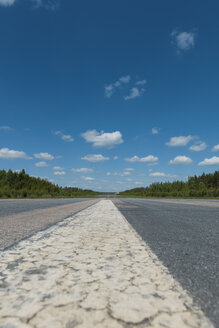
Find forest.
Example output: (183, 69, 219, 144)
(119, 171, 219, 198)
(0, 169, 99, 198)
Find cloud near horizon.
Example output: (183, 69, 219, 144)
(0, 148, 32, 160)
(125, 155, 158, 163)
(53, 166, 64, 170)
(149, 172, 178, 179)
(53, 171, 66, 175)
(82, 176, 95, 181)
(81, 154, 109, 162)
(198, 156, 219, 166)
(81, 130, 123, 148)
(106, 171, 131, 177)
(166, 135, 194, 147)
(169, 155, 193, 165)
(35, 161, 49, 167)
(34, 152, 55, 161)
(71, 168, 94, 173)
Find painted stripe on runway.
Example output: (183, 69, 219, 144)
(0, 200, 214, 327)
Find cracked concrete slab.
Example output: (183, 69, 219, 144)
(0, 200, 214, 327)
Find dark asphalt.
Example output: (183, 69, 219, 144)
(113, 198, 219, 327)
(0, 198, 92, 217)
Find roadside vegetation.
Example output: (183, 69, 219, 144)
(0, 169, 99, 198)
(119, 171, 219, 198)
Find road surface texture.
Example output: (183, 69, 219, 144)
(0, 199, 98, 250)
(113, 198, 219, 327)
(0, 198, 94, 217)
(0, 200, 213, 328)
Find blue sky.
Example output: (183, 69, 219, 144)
(0, 0, 219, 192)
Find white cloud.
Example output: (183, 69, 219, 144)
(136, 80, 147, 85)
(53, 171, 66, 175)
(35, 161, 49, 167)
(120, 171, 131, 176)
(189, 142, 207, 152)
(81, 130, 123, 148)
(171, 30, 196, 53)
(152, 127, 159, 135)
(60, 134, 74, 142)
(82, 176, 95, 181)
(149, 172, 166, 177)
(104, 75, 131, 98)
(55, 130, 74, 142)
(119, 75, 131, 84)
(34, 152, 55, 161)
(198, 156, 219, 166)
(72, 168, 94, 173)
(81, 154, 109, 162)
(104, 84, 114, 98)
(124, 168, 135, 171)
(166, 135, 194, 147)
(147, 162, 158, 166)
(212, 144, 219, 152)
(125, 155, 158, 163)
(106, 171, 131, 177)
(105, 76, 146, 100)
(124, 87, 141, 100)
(149, 172, 178, 179)
(0, 0, 15, 6)
(134, 182, 142, 185)
(0, 148, 31, 160)
(53, 166, 64, 170)
(0, 125, 12, 130)
(113, 156, 119, 160)
(32, 0, 58, 10)
(169, 156, 193, 165)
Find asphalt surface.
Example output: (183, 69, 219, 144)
(0, 199, 98, 250)
(113, 198, 219, 327)
(0, 198, 92, 217)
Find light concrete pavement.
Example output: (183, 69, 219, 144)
(0, 200, 214, 327)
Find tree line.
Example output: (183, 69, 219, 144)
(119, 171, 219, 198)
(0, 169, 99, 198)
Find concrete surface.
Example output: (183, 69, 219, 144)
(0, 200, 213, 328)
